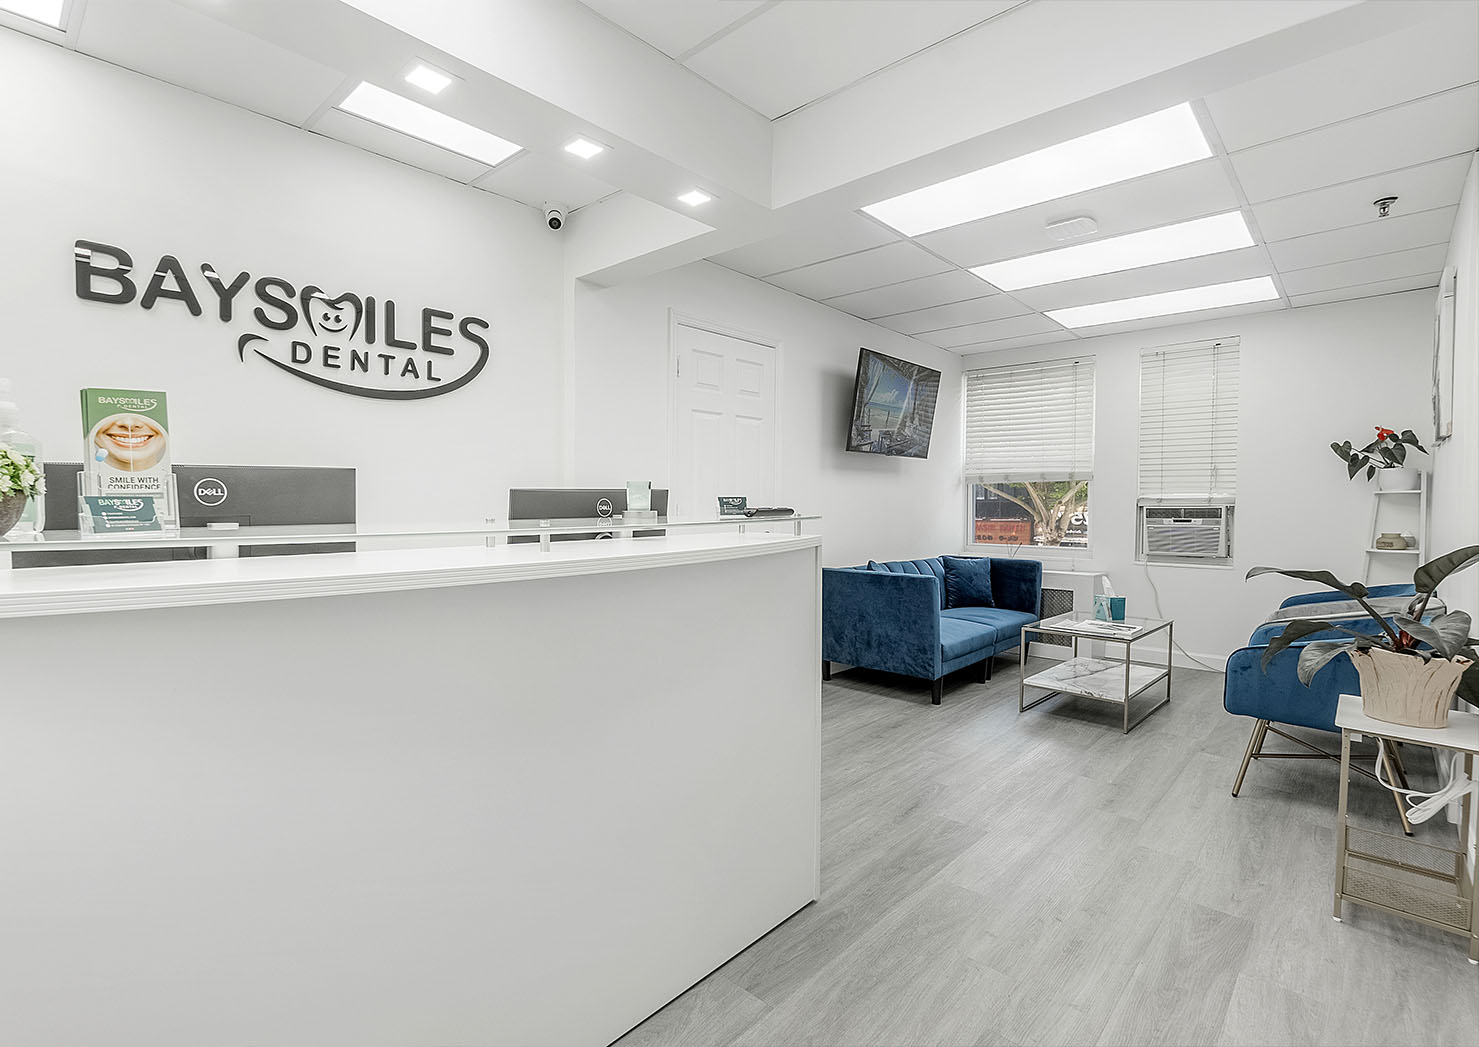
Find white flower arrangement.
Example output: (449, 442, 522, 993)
(0, 443, 45, 500)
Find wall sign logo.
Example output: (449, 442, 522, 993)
(193, 477, 228, 506)
(73, 240, 491, 401)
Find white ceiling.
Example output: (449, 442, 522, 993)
(578, 0, 1025, 119)
(4, 0, 1475, 352)
(710, 0, 1479, 350)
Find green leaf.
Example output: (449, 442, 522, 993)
(1389, 442, 1407, 466)
(1247, 566, 1369, 599)
(1413, 545, 1479, 594)
(1393, 612, 1472, 657)
(1399, 430, 1427, 453)
(1456, 658, 1479, 709)
(1260, 619, 1336, 672)
(1296, 641, 1356, 685)
(1347, 457, 1363, 480)
(1366, 464, 1377, 481)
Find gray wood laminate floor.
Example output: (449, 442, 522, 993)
(615, 657, 1479, 1047)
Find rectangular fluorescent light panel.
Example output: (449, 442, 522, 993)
(404, 64, 454, 95)
(336, 82, 521, 168)
(0, 0, 66, 27)
(678, 189, 713, 207)
(973, 212, 1254, 290)
(564, 137, 605, 160)
(863, 104, 1212, 236)
(1046, 276, 1279, 329)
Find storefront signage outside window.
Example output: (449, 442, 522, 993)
(73, 240, 491, 401)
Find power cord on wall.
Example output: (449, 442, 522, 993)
(1142, 563, 1224, 672)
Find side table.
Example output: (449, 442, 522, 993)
(1332, 694, 1479, 963)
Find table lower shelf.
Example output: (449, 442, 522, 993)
(1022, 657, 1168, 704)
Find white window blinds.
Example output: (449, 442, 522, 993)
(1137, 339, 1240, 500)
(964, 357, 1095, 482)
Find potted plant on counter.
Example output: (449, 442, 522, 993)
(1250, 545, 1479, 728)
(1332, 425, 1427, 489)
(0, 444, 44, 538)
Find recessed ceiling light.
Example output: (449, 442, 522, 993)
(336, 82, 522, 168)
(678, 189, 713, 207)
(862, 103, 1212, 237)
(973, 212, 1254, 291)
(404, 63, 454, 96)
(1046, 276, 1280, 329)
(0, 0, 66, 28)
(564, 137, 606, 160)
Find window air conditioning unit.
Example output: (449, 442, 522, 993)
(1140, 504, 1231, 562)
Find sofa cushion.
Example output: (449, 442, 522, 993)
(941, 607, 1038, 645)
(942, 555, 993, 608)
(870, 558, 948, 610)
(939, 616, 996, 662)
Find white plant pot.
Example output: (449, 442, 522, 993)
(1378, 467, 1420, 491)
(1353, 647, 1469, 729)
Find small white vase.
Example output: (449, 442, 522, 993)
(1377, 467, 1420, 491)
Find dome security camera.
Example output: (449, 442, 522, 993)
(543, 203, 567, 231)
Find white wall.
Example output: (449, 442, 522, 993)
(569, 260, 964, 568)
(0, 31, 564, 528)
(962, 293, 1436, 664)
(1431, 152, 1479, 620)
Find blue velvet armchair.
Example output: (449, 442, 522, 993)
(1223, 583, 1424, 828)
(822, 556, 1042, 704)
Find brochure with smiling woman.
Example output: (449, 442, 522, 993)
(80, 388, 173, 511)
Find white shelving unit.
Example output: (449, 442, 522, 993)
(1362, 473, 1428, 583)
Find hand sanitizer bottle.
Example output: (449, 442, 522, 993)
(0, 378, 45, 534)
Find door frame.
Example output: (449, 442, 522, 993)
(667, 309, 785, 518)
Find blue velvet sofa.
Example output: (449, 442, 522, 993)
(1223, 583, 1427, 824)
(822, 556, 1043, 704)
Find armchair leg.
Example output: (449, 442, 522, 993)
(986, 656, 993, 681)
(931, 678, 943, 705)
(822, 660, 831, 682)
(976, 658, 990, 683)
(1232, 719, 1269, 797)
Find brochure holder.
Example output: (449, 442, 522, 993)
(77, 472, 179, 536)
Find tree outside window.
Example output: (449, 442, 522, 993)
(972, 481, 1089, 548)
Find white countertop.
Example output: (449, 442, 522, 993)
(0, 532, 822, 619)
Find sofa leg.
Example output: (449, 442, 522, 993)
(986, 656, 992, 681)
(1232, 719, 1269, 797)
(931, 678, 943, 705)
(975, 658, 990, 683)
(822, 660, 831, 682)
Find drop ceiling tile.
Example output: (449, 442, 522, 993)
(954, 331, 1077, 355)
(473, 152, 616, 210)
(923, 312, 1064, 349)
(917, 159, 1240, 268)
(1253, 154, 1473, 242)
(77, 0, 347, 125)
(823, 270, 994, 319)
(1278, 244, 1450, 295)
(577, 0, 765, 58)
(1289, 272, 1441, 309)
(1267, 206, 1456, 272)
(685, 1, 1021, 118)
(765, 242, 952, 300)
(710, 217, 898, 278)
(311, 110, 492, 184)
(1063, 298, 1286, 338)
(1012, 248, 1272, 312)
(1228, 85, 1479, 203)
(874, 294, 1030, 335)
(1203, 3, 1479, 152)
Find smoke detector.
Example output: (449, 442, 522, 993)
(1373, 196, 1398, 218)
(1045, 215, 1098, 242)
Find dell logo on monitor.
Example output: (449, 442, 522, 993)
(193, 477, 229, 506)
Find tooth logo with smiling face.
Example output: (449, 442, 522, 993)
(300, 287, 363, 340)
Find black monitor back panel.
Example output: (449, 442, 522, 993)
(16, 463, 356, 569)
(507, 488, 669, 544)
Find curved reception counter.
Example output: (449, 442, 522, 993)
(0, 531, 822, 1047)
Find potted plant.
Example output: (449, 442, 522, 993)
(1331, 425, 1427, 490)
(0, 444, 44, 538)
(1250, 545, 1479, 728)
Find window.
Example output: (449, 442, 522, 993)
(1137, 338, 1239, 563)
(965, 357, 1095, 549)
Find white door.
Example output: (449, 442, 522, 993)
(672, 321, 779, 520)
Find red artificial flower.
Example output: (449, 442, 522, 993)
(1375, 426, 1395, 441)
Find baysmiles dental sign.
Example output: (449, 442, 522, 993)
(73, 239, 492, 401)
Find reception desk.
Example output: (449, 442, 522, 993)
(0, 532, 822, 1047)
